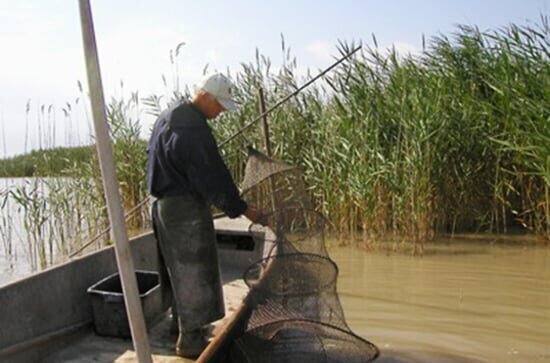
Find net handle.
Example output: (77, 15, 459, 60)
(219, 46, 362, 148)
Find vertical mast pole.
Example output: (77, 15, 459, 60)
(78, 1, 153, 362)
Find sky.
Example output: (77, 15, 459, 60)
(0, 0, 547, 157)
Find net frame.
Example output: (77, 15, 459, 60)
(231, 148, 379, 363)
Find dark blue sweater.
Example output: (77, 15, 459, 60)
(147, 101, 247, 218)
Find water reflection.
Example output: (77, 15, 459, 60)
(330, 237, 550, 362)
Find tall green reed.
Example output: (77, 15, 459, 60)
(0, 187, 14, 260)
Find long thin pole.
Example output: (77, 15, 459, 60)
(69, 197, 150, 258)
(78, 1, 153, 362)
(258, 87, 272, 157)
(258, 88, 278, 215)
(219, 46, 361, 148)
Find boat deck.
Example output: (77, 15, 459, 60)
(37, 216, 255, 363)
(43, 279, 249, 363)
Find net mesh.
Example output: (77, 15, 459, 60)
(230, 148, 379, 362)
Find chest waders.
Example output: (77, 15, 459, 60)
(152, 194, 225, 336)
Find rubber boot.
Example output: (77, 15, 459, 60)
(175, 328, 208, 359)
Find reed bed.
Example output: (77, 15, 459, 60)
(0, 18, 548, 272)
(0, 94, 151, 272)
(215, 19, 549, 249)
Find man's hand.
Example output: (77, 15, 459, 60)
(243, 206, 266, 225)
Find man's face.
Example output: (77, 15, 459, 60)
(205, 94, 226, 119)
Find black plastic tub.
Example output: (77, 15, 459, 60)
(87, 270, 164, 338)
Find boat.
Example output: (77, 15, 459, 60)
(0, 216, 265, 363)
(0, 5, 374, 361)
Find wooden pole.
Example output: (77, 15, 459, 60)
(258, 87, 272, 158)
(258, 88, 278, 215)
(78, 1, 153, 362)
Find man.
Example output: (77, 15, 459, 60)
(147, 73, 263, 358)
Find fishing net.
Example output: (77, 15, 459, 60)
(229, 148, 379, 362)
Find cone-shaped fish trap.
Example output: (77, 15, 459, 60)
(231, 148, 379, 362)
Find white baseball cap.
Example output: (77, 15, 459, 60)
(195, 73, 238, 111)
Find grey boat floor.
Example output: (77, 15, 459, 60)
(44, 279, 249, 363)
(44, 216, 254, 362)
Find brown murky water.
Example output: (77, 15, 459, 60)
(330, 235, 550, 362)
